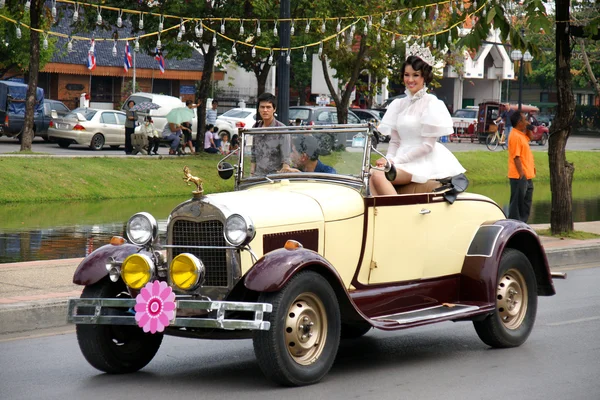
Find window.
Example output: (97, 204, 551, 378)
(347, 113, 361, 124)
(221, 109, 252, 118)
(288, 109, 310, 120)
(53, 103, 69, 115)
(66, 108, 96, 121)
(316, 111, 332, 122)
(100, 112, 117, 124)
(115, 113, 126, 125)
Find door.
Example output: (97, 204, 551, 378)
(368, 199, 430, 284)
(99, 112, 121, 144)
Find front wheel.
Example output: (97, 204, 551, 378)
(485, 133, 499, 151)
(253, 271, 341, 386)
(473, 248, 538, 348)
(76, 277, 163, 374)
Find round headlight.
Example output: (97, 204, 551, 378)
(126, 212, 158, 246)
(224, 214, 255, 246)
(170, 253, 205, 290)
(121, 254, 155, 289)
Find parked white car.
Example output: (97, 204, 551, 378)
(48, 107, 127, 150)
(215, 108, 257, 138)
(122, 93, 197, 140)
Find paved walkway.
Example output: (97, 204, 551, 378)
(1, 222, 599, 335)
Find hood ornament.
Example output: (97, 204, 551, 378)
(183, 166, 204, 198)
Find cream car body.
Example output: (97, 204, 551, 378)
(67, 124, 558, 387)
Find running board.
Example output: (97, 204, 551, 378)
(372, 304, 481, 325)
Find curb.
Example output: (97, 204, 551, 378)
(0, 299, 71, 335)
(545, 245, 600, 268)
(1, 246, 598, 336)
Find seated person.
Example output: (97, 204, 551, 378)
(230, 134, 239, 152)
(288, 135, 337, 174)
(219, 132, 231, 155)
(142, 116, 160, 155)
(204, 124, 219, 154)
(161, 122, 182, 155)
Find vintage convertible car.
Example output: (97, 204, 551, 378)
(67, 124, 560, 386)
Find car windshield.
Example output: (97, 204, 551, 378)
(453, 110, 477, 118)
(221, 109, 253, 119)
(65, 108, 96, 121)
(288, 109, 311, 120)
(234, 125, 374, 184)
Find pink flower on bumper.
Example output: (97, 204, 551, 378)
(134, 280, 176, 334)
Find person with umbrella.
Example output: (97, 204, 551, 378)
(163, 106, 195, 155)
(124, 100, 137, 155)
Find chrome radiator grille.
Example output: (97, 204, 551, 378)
(171, 220, 228, 287)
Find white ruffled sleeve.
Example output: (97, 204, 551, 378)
(421, 98, 454, 138)
(379, 99, 402, 159)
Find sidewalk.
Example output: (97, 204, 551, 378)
(1, 222, 599, 336)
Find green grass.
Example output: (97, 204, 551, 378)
(0, 150, 598, 204)
(535, 229, 600, 240)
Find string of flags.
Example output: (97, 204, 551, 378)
(0, 0, 487, 63)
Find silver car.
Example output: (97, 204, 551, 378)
(48, 108, 127, 150)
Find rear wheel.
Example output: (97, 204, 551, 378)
(485, 133, 499, 151)
(57, 139, 70, 148)
(76, 277, 163, 374)
(253, 271, 341, 386)
(90, 133, 105, 150)
(473, 249, 538, 348)
(538, 133, 548, 146)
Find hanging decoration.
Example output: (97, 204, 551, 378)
(72, 3, 79, 22)
(96, 6, 102, 25)
(15, 23, 22, 39)
(195, 20, 203, 38)
(117, 9, 123, 28)
(24, 0, 30, 12)
(158, 15, 164, 32)
(290, 20, 295, 36)
(239, 20, 244, 35)
(256, 20, 261, 37)
(139, 13, 144, 30)
(273, 20, 278, 37)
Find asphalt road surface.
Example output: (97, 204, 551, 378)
(1, 266, 598, 400)
(1, 135, 599, 156)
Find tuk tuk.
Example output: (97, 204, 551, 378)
(477, 101, 549, 145)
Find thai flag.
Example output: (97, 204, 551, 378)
(87, 39, 96, 71)
(124, 41, 132, 73)
(154, 48, 165, 74)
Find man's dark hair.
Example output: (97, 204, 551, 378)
(293, 135, 320, 161)
(257, 92, 277, 108)
(212, 100, 218, 106)
(401, 56, 434, 84)
(186, 100, 193, 106)
(510, 111, 524, 127)
(206, 124, 214, 130)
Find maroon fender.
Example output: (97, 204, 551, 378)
(244, 247, 346, 292)
(460, 219, 555, 304)
(73, 243, 141, 286)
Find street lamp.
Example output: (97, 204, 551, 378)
(510, 48, 533, 112)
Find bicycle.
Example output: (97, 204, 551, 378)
(485, 121, 507, 151)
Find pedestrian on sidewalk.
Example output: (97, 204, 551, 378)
(124, 100, 137, 154)
(507, 111, 536, 223)
(206, 100, 218, 126)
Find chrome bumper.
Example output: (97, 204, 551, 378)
(67, 298, 272, 331)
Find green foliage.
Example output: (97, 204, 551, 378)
(0, 7, 56, 75)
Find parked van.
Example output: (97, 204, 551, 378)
(0, 81, 45, 141)
(122, 93, 197, 139)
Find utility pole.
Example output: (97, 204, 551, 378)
(277, 0, 290, 125)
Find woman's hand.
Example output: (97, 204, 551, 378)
(375, 157, 392, 168)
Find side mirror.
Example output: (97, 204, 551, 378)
(217, 162, 234, 180)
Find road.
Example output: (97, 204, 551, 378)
(1, 135, 600, 156)
(1, 266, 598, 400)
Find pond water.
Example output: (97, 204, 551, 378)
(1, 181, 600, 263)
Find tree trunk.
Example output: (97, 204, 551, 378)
(578, 39, 600, 99)
(321, 36, 368, 124)
(255, 63, 271, 97)
(21, 0, 43, 152)
(195, 45, 217, 152)
(549, 0, 575, 234)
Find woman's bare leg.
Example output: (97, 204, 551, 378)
(370, 168, 413, 195)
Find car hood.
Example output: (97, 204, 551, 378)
(205, 181, 364, 229)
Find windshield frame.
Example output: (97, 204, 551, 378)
(231, 124, 377, 192)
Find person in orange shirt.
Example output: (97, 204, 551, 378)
(507, 111, 536, 222)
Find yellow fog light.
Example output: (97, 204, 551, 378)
(121, 254, 155, 289)
(170, 253, 205, 290)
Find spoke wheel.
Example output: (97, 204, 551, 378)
(473, 248, 537, 348)
(90, 133, 105, 150)
(486, 133, 498, 151)
(284, 293, 327, 365)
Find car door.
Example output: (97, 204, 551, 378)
(99, 112, 121, 145)
(367, 196, 431, 284)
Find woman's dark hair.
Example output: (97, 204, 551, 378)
(231, 134, 239, 145)
(401, 56, 434, 85)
